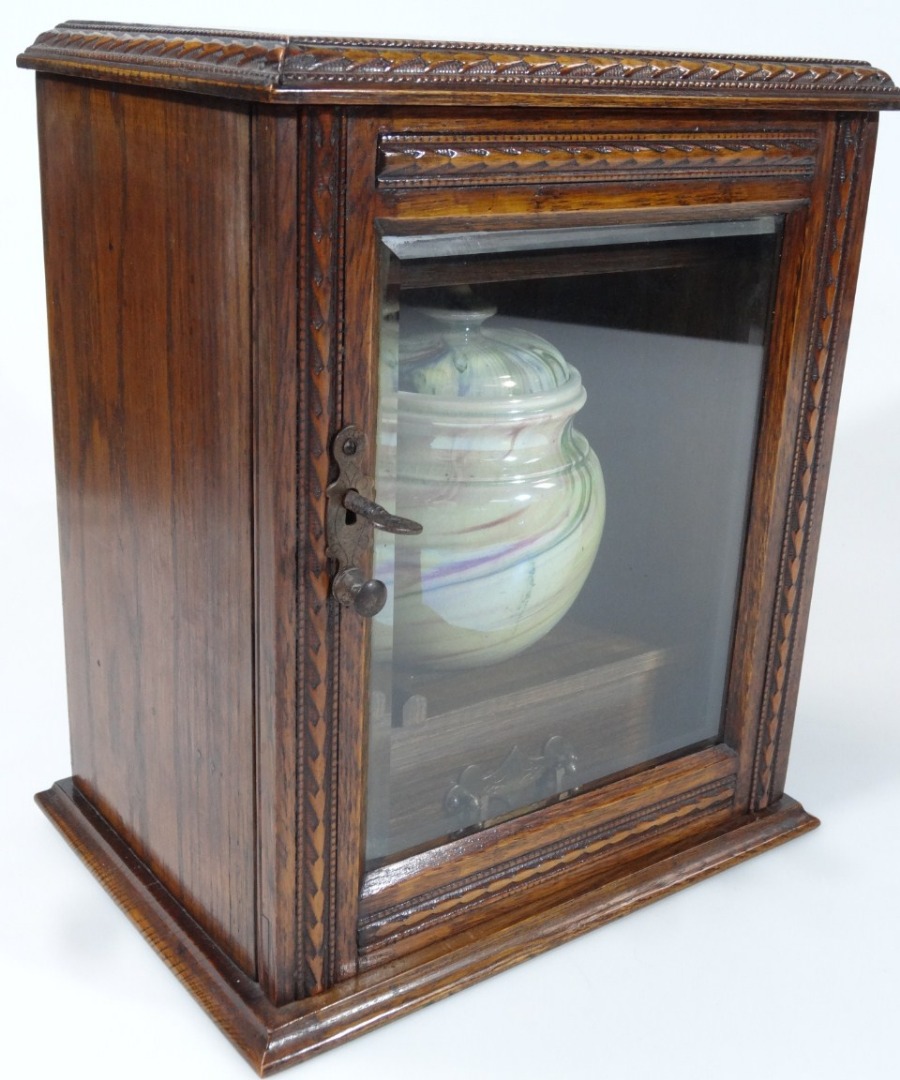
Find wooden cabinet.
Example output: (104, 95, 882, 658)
(18, 22, 900, 1074)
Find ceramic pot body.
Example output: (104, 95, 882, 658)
(375, 309, 605, 670)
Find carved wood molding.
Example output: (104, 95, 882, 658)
(281, 43, 897, 98)
(21, 24, 286, 84)
(751, 117, 869, 811)
(359, 774, 735, 952)
(35, 777, 818, 1072)
(296, 110, 344, 997)
(19, 23, 900, 109)
(378, 132, 820, 187)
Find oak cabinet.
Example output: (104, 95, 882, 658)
(18, 22, 900, 1074)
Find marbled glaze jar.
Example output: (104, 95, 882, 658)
(375, 305, 605, 670)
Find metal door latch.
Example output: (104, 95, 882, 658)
(325, 425, 422, 617)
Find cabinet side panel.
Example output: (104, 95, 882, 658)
(251, 105, 300, 1004)
(37, 75, 256, 975)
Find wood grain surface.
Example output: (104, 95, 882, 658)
(36, 777, 818, 1074)
(18, 23, 900, 109)
(38, 75, 257, 975)
(22, 21, 893, 1072)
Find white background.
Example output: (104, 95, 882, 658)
(1, 3, 898, 1077)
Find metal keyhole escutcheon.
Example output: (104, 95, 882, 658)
(325, 425, 422, 617)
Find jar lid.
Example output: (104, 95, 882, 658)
(397, 298, 571, 399)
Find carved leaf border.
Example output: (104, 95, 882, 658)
(20, 24, 900, 105)
(377, 132, 821, 186)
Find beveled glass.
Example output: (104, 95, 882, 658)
(365, 217, 782, 864)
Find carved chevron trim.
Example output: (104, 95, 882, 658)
(19, 23, 900, 107)
(359, 774, 736, 951)
(377, 132, 820, 187)
(751, 117, 868, 811)
(296, 110, 344, 997)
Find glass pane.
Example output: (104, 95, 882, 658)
(366, 216, 781, 865)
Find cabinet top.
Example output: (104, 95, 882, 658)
(19, 21, 900, 111)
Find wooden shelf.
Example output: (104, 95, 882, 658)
(369, 625, 667, 857)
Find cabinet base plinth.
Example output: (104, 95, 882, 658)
(37, 777, 818, 1075)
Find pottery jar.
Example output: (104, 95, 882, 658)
(374, 303, 605, 670)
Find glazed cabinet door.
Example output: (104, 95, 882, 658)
(363, 216, 777, 859)
(330, 107, 873, 973)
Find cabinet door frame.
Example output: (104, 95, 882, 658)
(327, 105, 876, 978)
